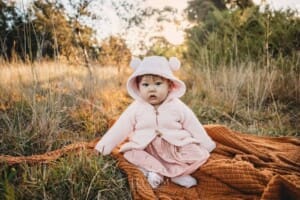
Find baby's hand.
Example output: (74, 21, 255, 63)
(95, 143, 111, 156)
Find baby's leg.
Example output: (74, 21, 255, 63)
(171, 175, 197, 188)
(138, 167, 164, 188)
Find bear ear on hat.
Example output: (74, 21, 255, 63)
(130, 57, 141, 70)
(169, 57, 181, 71)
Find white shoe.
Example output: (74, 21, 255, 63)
(171, 175, 197, 188)
(147, 172, 164, 189)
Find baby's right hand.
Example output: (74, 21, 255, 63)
(95, 143, 111, 156)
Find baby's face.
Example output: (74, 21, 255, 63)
(138, 75, 171, 107)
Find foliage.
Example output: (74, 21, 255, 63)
(185, 0, 300, 70)
(0, 0, 169, 65)
(145, 36, 185, 59)
(32, 0, 79, 60)
(0, 1, 30, 61)
(186, 0, 254, 22)
(0, 0, 95, 62)
(186, 0, 226, 22)
(99, 36, 131, 72)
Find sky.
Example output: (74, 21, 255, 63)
(13, 0, 300, 54)
(253, 0, 300, 11)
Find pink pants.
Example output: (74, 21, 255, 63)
(123, 137, 210, 178)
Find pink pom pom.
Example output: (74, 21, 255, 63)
(130, 58, 141, 70)
(169, 57, 180, 71)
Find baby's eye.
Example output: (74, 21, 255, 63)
(142, 83, 149, 87)
(155, 82, 162, 86)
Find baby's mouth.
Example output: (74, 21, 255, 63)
(149, 95, 157, 99)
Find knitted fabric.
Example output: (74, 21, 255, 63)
(1, 125, 299, 199)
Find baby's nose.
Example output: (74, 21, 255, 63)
(149, 84, 156, 90)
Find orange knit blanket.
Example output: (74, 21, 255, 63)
(1, 125, 299, 199)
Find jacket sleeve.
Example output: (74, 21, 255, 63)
(95, 102, 136, 155)
(180, 101, 216, 152)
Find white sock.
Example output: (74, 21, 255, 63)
(147, 171, 164, 189)
(171, 175, 197, 188)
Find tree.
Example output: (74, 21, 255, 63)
(31, 0, 74, 60)
(63, 0, 96, 67)
(184, 0, 300, 69)
(32, 0, 96, 63)
(0, 0, 32, 61)
(99, 36, 131, 72)
(146, 36, 185, 59)
(186, 0, 254, 22)
(0, 0, 96, 62)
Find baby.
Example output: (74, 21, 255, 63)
(95, 56, 216, 188)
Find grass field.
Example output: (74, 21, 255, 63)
(0, 61, 299, 199)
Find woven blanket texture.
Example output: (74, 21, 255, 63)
(1, 125, 299, 200)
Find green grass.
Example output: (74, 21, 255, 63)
(0, 153, 132, 200)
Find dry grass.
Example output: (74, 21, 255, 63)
(0, 61, 132, 199)
(183, 62, 299, 136)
